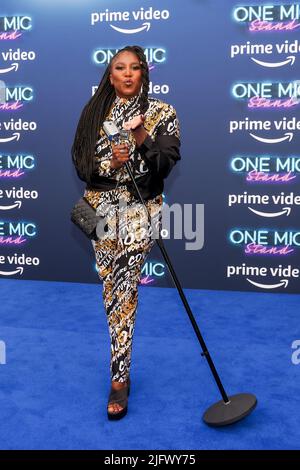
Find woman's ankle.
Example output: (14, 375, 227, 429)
(111, 379, 129, 390)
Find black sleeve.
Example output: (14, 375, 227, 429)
(137, 104, 181, 179)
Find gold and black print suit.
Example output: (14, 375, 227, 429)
(83, 93, 180, 382)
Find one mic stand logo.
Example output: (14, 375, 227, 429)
(0, 221, 37, 245)
(0, 15, 32, 40)
(232, 4, 300, 32)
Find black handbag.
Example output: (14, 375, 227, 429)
(70, 196, 102, 240)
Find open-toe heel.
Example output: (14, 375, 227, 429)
(107, 381, 130, 420)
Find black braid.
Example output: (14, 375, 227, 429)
(71, 45, 150, 183)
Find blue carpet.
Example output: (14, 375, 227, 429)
(0, 278, 299, 450)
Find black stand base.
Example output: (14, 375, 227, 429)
(203, 393, 257, 427)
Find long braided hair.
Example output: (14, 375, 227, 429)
(71, 45, 150, 183)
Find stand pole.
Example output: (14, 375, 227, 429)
(124, 161, 257, 426)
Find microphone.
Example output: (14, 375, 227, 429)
(103, 120, 129, 145)
(119, 128, 130, 146)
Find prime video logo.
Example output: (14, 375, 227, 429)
(91, 7, 170, 34)
(0, 340, 6, 364)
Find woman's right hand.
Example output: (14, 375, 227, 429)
(111, 143, 130, 169)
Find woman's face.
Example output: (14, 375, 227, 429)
(109, 51, 142, 99)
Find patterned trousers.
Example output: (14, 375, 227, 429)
(84, 185, 163, 382)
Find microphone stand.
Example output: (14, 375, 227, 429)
(123, 158, 257, 427)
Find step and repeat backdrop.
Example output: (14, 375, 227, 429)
(0, 0, 300, 293)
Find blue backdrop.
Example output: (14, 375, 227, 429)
(0, 0, 299, 293)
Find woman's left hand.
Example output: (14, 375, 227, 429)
(123, 114, 145, 131)
(123, 114, 148, 147)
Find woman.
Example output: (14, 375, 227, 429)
(71, 45, 181, 420)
